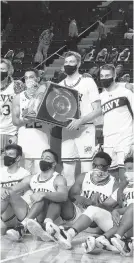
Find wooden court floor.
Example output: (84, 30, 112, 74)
(1, 232, 133, 263)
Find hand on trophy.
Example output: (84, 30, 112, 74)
(67, 118, 81, 130)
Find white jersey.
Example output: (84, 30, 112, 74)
(112, 182, 134, 207)
(0, 166, 29, 188)
(30, 171, 59, 193)
(18, 91, 50, 158)
(0, 82, 17, 135)
(100, 83, 134, 137)
(81, 171, 115, 203)
(60, 75, 100, 120)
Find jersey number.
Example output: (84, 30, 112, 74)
(2, 105, 10, 116)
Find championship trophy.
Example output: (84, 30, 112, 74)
(23, 81, 80, 127)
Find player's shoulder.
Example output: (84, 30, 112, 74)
(18, 167, 30, 176)
(58, 79, 66, 86)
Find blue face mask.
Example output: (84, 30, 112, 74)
(4, 156, 16, 167)
(39, 160, 53, 172)
(100, 77, 114, 88)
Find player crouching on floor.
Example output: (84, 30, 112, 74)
(2, 149, 68, 241)
(82, 156, 134, 256)
(28, 151, 121, 249)
(1, 144, 32, 235)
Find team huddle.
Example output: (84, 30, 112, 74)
(0, 51, 134, 257)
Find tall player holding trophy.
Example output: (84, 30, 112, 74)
(59, 51, 101, 187)
(12, 69, 50, 175)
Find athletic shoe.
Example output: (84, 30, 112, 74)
(27, 219, 53, 242)
(6, 223, 26, 241)
(45, 223, 72, 249)
(111, 236, 133, 256)
(96, 235, 119, 252)
(82, 236, 96, 253)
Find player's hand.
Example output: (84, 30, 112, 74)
(74, 196, 92, 208)
(1, 188, 10, 200)
(91, 192, 100, 206)
(30, 192, 45, 203)
(66, 118, 81, 130)
(111, 209, 120, 226)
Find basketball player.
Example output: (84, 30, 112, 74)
(12, 68, 50, 174)
(99, 64, 134, 182)
(0, 59, 17, 156)
(82, 156, 134, 256)
(59, 51, 101, 187)
(4, 149, 68, 241)
(26, 152, 119, 248)
(1, 144, 31, 235)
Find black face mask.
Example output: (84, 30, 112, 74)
(64, 65, 77, 76)
(4, 156, 17, 167)
(100, 77, 114, 89)
(39, 160, 53, 172)
(1, 72, 8, 81)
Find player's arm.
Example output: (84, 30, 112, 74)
(9, 175, 31, 194)
(69, 173, 85, 201)
(97, 188, 120, 212)
(79, 79, 102, 125)
(12, 94, 32, 127)
(126, 89, 134, 116)
(43, 176, 68, 202)
(12, 94, 23, 127)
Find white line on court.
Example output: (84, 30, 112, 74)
(1, 244, 56, 262)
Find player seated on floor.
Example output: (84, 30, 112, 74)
(1, 144, 32, 235)
(82, 156, 134, 256)
(2, 149, 68, 241)
(22, 151, 121, 246)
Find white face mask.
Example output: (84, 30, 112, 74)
(125, 171, 134, 183)
(25, 79, 37, 89)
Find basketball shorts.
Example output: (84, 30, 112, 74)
(62, 124, 95, 161)
(104, 133, 133, 169)
(18, 127, 50, 159)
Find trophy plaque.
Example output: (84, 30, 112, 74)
(24, 81, 80, 127)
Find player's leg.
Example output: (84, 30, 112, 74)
(1, 219, 8, 235)
(111, 204, 133, 256)
(52, 206, 113, 249)
(5, 192, 29, 240)
(76, 125, 95, 173)
(27, 200, 77, 244)
(61, 137, 78, 188)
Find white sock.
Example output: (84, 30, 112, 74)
(21, 218, 29, 229)
(115, 234, 121, 239)
(68, 228, 77, 239)
(44, 218, 53, 224)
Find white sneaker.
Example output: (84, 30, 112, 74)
(96, 236, 119, 252)
(27, 219, 52, 242)
(6, 223, 26, 241)
(82, 236, 96, 253)
(45, 223, 72, 250)
(111, 237, 132, 256)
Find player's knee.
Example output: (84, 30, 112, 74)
(60, 200, 74, 221)
(83, 206, 99, 221)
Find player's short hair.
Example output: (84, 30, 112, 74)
(64, 51, 81, 64)
(25, 68, 39, 78)
(5, 144, 23, 157)
(93, 151, 112, 166)
(124, 156, 133, 164)
(42, 149, 59, 163)
(100, 64, 116, 75)
(1, 58, 14, 76)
